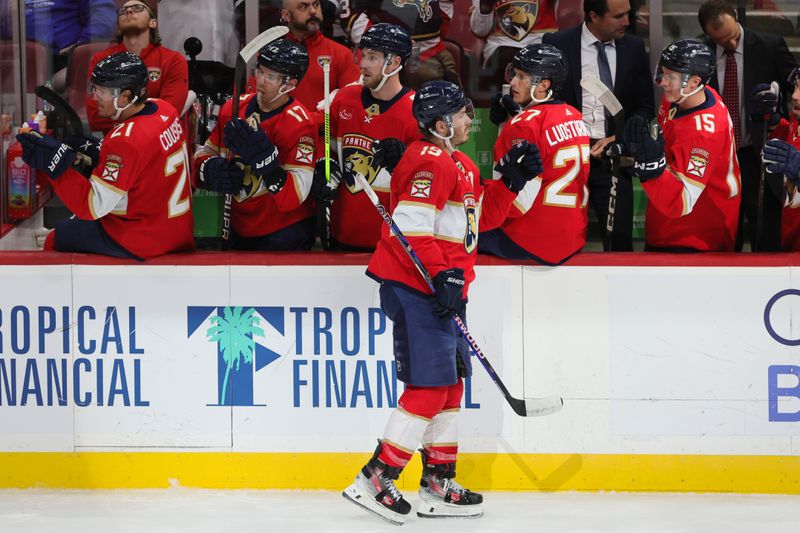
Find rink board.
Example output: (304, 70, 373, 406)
(0, 252, 799, 492)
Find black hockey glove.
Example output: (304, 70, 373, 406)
(623, 115, 666, 182)
(748, 83, 780, 126)
(311, 158, 341, 202)
(494, 141, 543, 193)
(199, 156, 245, 193)
(489, 93, 522, 126)
(763, 139, 800, 185)
(372, 138, 406, 173)
(262, 166, 288, 195)
(223, 118, 280, 178)
(432, 268, 466, 319)
(65, 133, 102, 168)
(16, 132, 76, 180)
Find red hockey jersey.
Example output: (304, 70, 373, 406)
(490, 101, 590, 264)
(87, 42, 189, 134)
(644, 87, 741, 251)
(194, 94, 316, 238)
(50, 99, 194, 259)
(330, 84, 420, 249)
(772, 116, 800, 250)
(367, 140, 517, 297)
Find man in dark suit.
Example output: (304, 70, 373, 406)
(699, 0, 797, 252)
(543, 0, 653, 251)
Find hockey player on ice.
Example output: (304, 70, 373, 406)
(342, 80, 542, 525)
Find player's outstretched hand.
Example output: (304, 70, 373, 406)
(623, 115, 665, 182)
(372, 138, 406, 173)
(763, 139, 800, 184)
(16, 132, 76, 180)
(748, 83, 779, 124)
(223, 118, 279, 177)
(495, 141, 543, 193)
(432, 268, 466, 319)
(489, 93, 522, 126)
(311, 158, 341, 202)
(199, 156, 245, 194)
(65, 134, 102, 168)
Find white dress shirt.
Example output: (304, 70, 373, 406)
(580, 23, 617, 139)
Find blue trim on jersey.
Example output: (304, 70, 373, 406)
(671, 87, 717, 119)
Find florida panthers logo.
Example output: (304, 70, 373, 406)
(463, 193, 478, 253)
(342, 134, 379, 192)
(393, 0, 433, 23)
(496, 0, 539, 42)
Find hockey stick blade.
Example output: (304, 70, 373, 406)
(352, 170, 563, 418)
(239, 26, 288, 64)
(580, 76, 622, 117)
(34, 84, 84, 136)
(510, 395, 564, 417)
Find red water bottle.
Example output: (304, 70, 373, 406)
(6, 140, 34, 220)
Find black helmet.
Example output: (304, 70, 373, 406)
(256, 39, 309, 81)
(412, 80, 469, 130)
(90, 52, 148, 100)
(359, 23, 412, 63)
(789, 67, 800, 87)
(656, 39, 715, 85)
(508, 43, 568, 93)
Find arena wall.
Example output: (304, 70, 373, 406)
(0, 252, 798, 493)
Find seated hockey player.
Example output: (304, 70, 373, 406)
(623, 39, 741, 252)
(478, 43, 589, 265)
(762, 67, 800, 250)
(309, 23, 421, 251)
(342, 80, 541, 525)
(16, 52, 194, 260)
(193, 38, 316, 251)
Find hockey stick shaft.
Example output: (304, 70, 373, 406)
(317, 62, 333, 250)
(352, 171, 562, 417)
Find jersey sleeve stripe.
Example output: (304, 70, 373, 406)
(394, 202, 436, 235)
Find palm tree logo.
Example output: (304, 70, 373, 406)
(187, 305, 284, 406)
(206, 306, 265, 405)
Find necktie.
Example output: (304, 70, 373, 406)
(594, 41, 614, 135)
(723, 49, 741, 147)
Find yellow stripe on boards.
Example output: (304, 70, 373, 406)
(0, 453, 798, 493)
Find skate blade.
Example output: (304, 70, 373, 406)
(416, 499, 483, 519)
(342, 483, 407, 526)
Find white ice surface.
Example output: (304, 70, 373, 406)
(1, 489, 798, 533)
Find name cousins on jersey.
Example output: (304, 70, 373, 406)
(0, 305, 147, 408)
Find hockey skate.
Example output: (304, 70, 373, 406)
(416, 451, 483, 519)
(343, 443, 411, 525)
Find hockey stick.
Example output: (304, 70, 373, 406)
(580, 76, 627, 248)
(35, 85, 84, 138)
(224, 25, 289, 246)
(351, 171, 563, 417)
(754, 81, 780, 252)
(317, 61, 333, 250)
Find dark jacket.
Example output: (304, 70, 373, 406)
(704, 27, 797, 135)
(543, 24, 655, 125)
